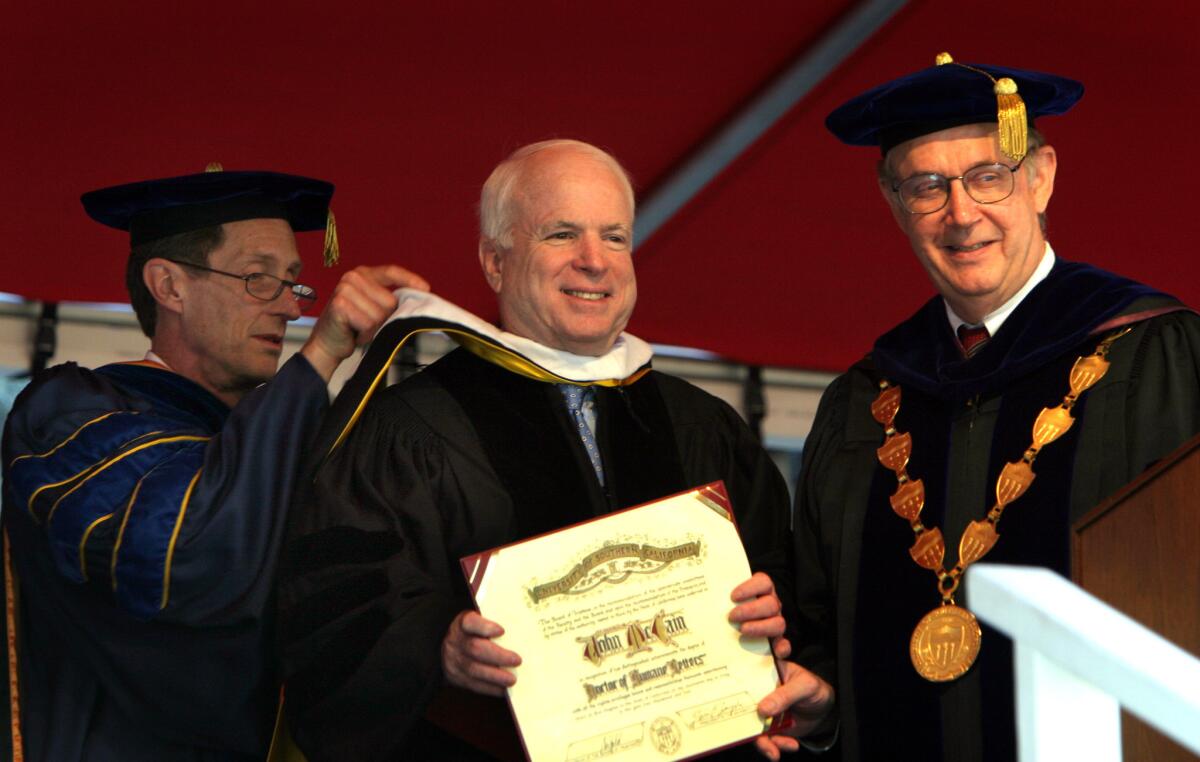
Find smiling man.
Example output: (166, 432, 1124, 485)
(479, 144, 637, 357)
(276, 140, 822, 760)
(882, 120, 1054, 326)
(1, 169, 427, 761)
(789, 55, 1200, 761)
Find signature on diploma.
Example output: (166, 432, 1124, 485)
(681, 694, 757, 729)
(566, 723, 643, 761)
(600, 732, 627, 755)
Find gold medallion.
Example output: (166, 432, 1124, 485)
(909, 604, 982, 682)
(873, 330, 1128, 683)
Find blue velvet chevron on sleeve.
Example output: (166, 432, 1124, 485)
(8, 408, 214, 617)
(6, 364, 224, 619)
(1, 355, 331, 758)
(4, 357, 326, 623)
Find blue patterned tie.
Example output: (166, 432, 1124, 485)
(559, 384, 605, 485)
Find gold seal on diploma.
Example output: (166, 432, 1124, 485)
(649, 717, 682, 754)
(909, 604, 982, 682)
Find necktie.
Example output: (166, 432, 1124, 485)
(957, 324, 991, 358)
(559, 385, 605, 485)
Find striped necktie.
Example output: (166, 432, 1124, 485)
(559, 385, 605, 485)
(957, 324, 991, 358)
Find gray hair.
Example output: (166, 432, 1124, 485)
(478, 139, 636, 248)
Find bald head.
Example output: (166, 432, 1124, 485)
(477, 140, 638, 356)
(479, 140, 635, 248)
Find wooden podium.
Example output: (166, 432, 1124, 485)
(1073, 432, 1200, 761)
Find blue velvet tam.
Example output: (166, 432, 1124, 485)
(826, 55, 1084, 156)
(81, 169, 335, 246)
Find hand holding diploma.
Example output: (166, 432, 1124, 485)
(728, 572, 786, 639)
(442, 610, 521, 696)
(725, 572, 837, 759)
(444, 568, 837, 760)
(443, 573, 786, 698)
(445, 567, 814, 756)
(750, 638, 837, 760)
(458, 483, 798, 761)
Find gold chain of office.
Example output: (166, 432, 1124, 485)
(870, 326, 1130, 682)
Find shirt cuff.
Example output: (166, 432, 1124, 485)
(799, 720, 840, 753)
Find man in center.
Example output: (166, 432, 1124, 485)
(276, 140, 832, 760)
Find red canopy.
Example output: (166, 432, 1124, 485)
(4, 0, 1195, 371)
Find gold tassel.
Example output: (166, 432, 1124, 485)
(993, 77, 1027, 162)
(205, 162, 224, 172)
(935, 53, 1029, 163)
(323, 209, 340, 267)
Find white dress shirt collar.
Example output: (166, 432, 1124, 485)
(143, 350, 171, 369)
(945, 242, 1056, 336)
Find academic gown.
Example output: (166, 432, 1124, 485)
(791, 259, 1200, 762)
(1, 355, 329, 761)
(277, 347, 793, 762)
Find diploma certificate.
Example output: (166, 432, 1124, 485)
(460, 481, 781, 762)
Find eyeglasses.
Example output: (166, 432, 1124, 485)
(891, 157, 1027, 215)
(169, 260, 317, 310)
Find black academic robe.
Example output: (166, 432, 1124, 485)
(1, 356, 329, 761)
(277, 347, 793, 762)
(792, 259, 1200, 762)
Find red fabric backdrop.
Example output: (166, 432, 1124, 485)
(3, 0, 1196, 371)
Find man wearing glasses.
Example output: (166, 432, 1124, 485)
(1, 169, 427, 761)
(788, 55, 1200, 760)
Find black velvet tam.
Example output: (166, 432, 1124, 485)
(826, 57, 1083, 154)
(81, 170, 334, 245)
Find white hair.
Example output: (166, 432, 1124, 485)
(478, 139, 636, 248)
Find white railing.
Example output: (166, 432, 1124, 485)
(966, 564, 1200, 762)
